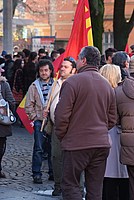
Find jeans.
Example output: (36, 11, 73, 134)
(32, 120, 53, 177)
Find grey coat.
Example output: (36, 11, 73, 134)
(104, 126, 128, 178)
(0, 76, 15, 137)
(25, 79, 46, 121)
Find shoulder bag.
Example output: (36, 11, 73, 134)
(0, 85, 16, 125)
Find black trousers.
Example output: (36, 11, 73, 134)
(0, 137, 6, 171)
(102, 177, 129, 200)
(127, 165, 134, 200)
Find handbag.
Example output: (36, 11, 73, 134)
(0, 85, 16, 125)
(12, 69, 23, 104)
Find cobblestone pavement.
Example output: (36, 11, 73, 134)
(0, 125, 61, 200)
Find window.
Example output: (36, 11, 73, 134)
(102, 32, 114, 54)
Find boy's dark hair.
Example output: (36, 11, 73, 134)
(112, 51, 130, 80)
(17, 51, 25, 59)
(28, 52, 37, 62)
(51, 50, 60, 61)
(22, 49, 31, 58)
(38, 48, 45, 54)
(57, 48, 65, 55)
(105, 48, 117, 60)
(37, 59, 54, 78)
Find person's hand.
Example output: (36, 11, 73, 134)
(43, 108, 49, 118)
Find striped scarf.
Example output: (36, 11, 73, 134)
(39, 78, 53, 103)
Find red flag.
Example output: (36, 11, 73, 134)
(53, 0, 93, 73)
(16, 96, 34, 134)
(125, 43, 129, 54)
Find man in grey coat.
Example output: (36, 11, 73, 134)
(25, 59, 54, 184)
(55, 46, 117, 200)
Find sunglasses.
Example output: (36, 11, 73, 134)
(64, 56, 76, 63)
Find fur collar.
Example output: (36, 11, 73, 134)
(0, 76, 7, 82)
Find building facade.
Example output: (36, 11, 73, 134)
(0, 0, 133, 53)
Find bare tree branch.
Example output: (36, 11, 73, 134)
(13, 0, 19, 16)
(22, 2, 47, 15)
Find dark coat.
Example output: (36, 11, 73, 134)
(115, 77, 134, 165)
(4, 60, 14, 89)
(23, 62, 36, 95)
(0, 76, 15, 137)
(55, 65, 116, 150)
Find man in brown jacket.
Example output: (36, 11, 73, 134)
(55, 46, 117, 200)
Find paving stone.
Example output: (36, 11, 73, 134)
(0, 125, 61, 200)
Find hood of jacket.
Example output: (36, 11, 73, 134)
(122, 77, 134, 99)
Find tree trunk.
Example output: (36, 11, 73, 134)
(3, 0, 13, 53)
(88, 0, 104, 53)
(114, 0, 134, 50)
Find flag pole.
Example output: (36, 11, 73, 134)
(40, 71, 59, 132)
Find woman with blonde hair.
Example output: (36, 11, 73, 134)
(99, 64, 121, 88)
(100, 64, 129, 200)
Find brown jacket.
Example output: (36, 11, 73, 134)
(115, 77, 134, 165)
(55, 65, 116, 150)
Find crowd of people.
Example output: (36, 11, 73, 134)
(0, 44, 134, 200)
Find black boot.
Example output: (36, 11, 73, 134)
(52, 188, 62, 196)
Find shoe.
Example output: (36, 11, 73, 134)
(42, 153, 48, 160)
(33, 176, 42, 184)
(0, 171, 6, 178)
(52, 188, 62, 196)
(48, 175, 54, 181)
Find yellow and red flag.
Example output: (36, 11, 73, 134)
(17, 0, 93, 134)
(54, 0, 93, 73)
(16, 96, 34, 134)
